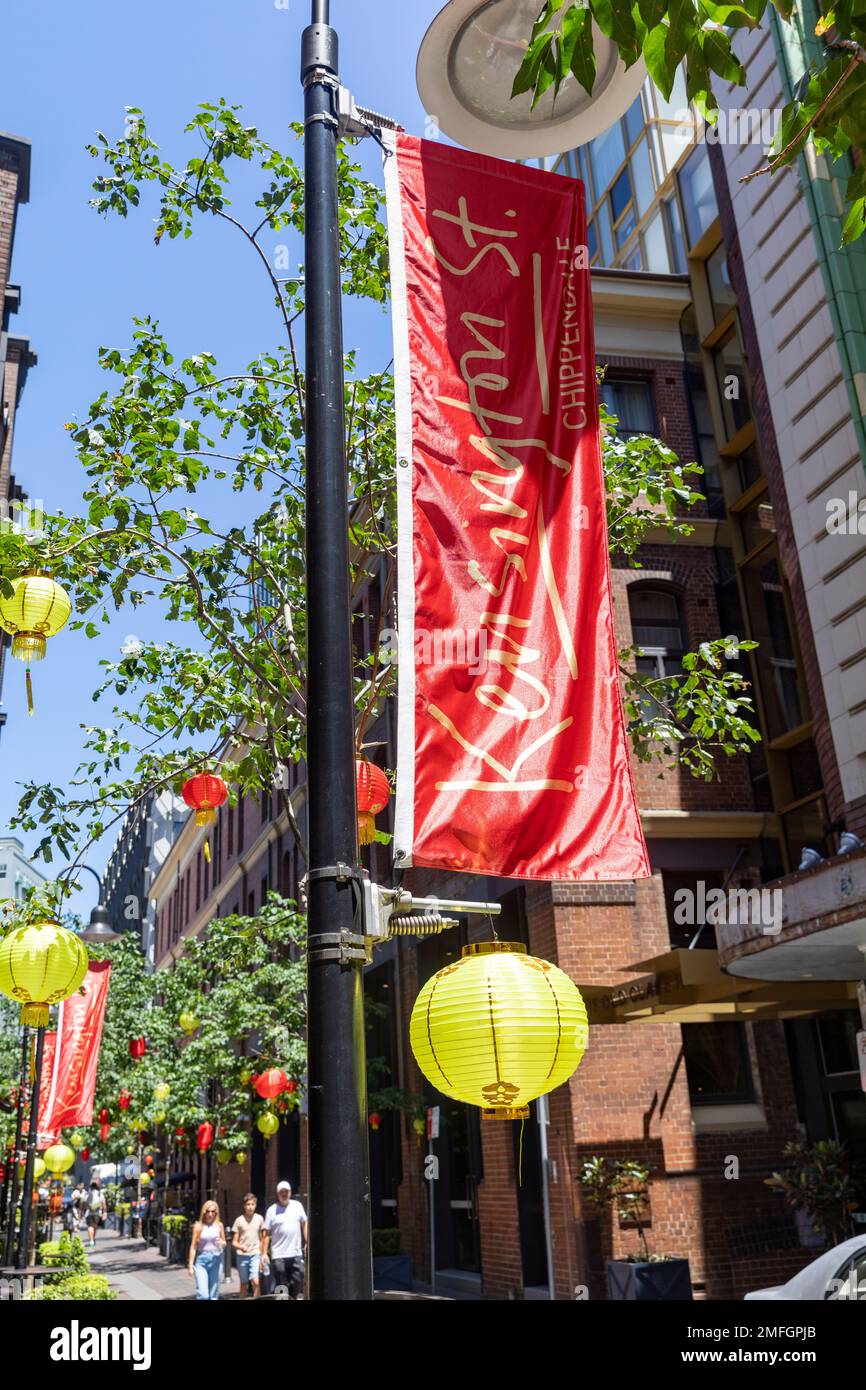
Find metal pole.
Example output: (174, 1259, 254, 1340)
(16, 1024, 45, 1269)
(301, 0, 372, 1301)
(2, 1028, 30, 1265)
(428, 1136, 436, 1295)
(537, 1094, 556, 1301)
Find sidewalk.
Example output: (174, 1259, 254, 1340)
(87, 1232, 243, 1302)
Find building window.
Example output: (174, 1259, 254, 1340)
(247, 890, 256, 918)
(678, 143, 717, 249)
(628, 587, 686, 680)
(599, 377, 656, 439)
(227, 804, 234, 859)
(682, 1023, 754, 1105)
(713, 327, 751, 437)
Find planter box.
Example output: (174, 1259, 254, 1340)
(607, 1258, 692, 1301)
(373, 1253, 413, 1293)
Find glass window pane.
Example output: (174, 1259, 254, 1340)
(578, 144, 592, 200)
(714, 329, 751, 435)
(610, 167, 632, 221)
(661, 124, 691, 174)
(643, 211, 669, 272)
(683, 1023, 753, 1104)
(600, 379, 656, 439)
(679, 144, 718, 247)
(596, 200, 614, 265)
(586, 219, 597, 261)
(615, 207, 636, 249)
(737, 444, 764, 494)
(623, 245, 643, 271)
(624, 95, 645, 147)
(740, 555, 806, 738)
(589, 121, 626, 193)
(631, 137, 655, 218)
(707, 243, 737, 324)
(665, 197, 687, 272)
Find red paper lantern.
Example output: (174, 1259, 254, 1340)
(176, 1126, 188, 1148)
(254, 1068, 287, 1100)
(138, 1130, 148, 1145)
(285, 1079, 297, 1094)
(0, 1165, 6, 1183)
(368, 1112, 381, 1132)
(196, 1122, 214, 1153)
(356, 760, 391, 845)
(145, 1154, 154, 1168)
(118, 1090, 131, 1112)
(98, 1107, 110, 1124)
(129, 1036, 146, 1061)
(182, 772, 228, 827)
(80, 1147, 90, 1163)
(99, 1124, 110, 1142)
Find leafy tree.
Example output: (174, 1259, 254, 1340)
(512, 1, 866, 241)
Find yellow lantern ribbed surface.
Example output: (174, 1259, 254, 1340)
(0, 920, 89, 1028)
(410, 942, 588, 1117)
(0, 574, 72, 656)
(42, 1143, 75, 1175)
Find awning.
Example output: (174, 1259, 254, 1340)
(582, 949, 859, 1024)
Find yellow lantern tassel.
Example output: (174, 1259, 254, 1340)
(25, 667, 34, 717)
(358, 812, 376, 845)
(203, 840, 211, 865)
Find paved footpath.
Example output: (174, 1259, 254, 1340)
(87, 1233, 244, 1302)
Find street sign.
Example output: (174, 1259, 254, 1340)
(427, 1106, 440, 1140)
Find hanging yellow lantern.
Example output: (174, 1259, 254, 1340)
(42, 1143, 75, 1175)
(153, 1111, 166, 1125)
(153, 1082, 170, 1104)
(33, 1157, 46, 1180)
(410, 942, 588, 1119)
(256, 1111, 279, 1139)
(0, 920, 88, 1027)
(0, 572, 72, 715)
(68, 1130, 84, 1151)
(235, 1151, 247, 1166)
(216, 1148, 231, 1166)
(140, 1171, 151, 1185)
(178, 1009, 200, 1035)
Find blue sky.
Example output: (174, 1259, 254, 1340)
(1, 0, 434, 916)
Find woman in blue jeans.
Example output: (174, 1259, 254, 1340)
(188, 1201, 226, 1300)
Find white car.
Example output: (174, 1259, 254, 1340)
(744, 1236, 866, 1300)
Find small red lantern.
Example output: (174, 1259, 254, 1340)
(356, 760, 391, 845)
(368, 1112, 381, 1132)
(99, 1124, 111, 1142)
(138, 1130, 148, 1145)
(129, 1037, 146, 1061)
(254, 1068, 287, 1100)
(0, 1165, 6, 1183)
(285, 1079, 297, 1094)
(145, 1154, 154, 1168)
(98, 1107, 110, 1124)
(183, 772, 228, 826)
(118, 1090, 131, 1112)
(80, 1147, 90, 1163)
(176, 1125, 188, 1148)
(197, 1122, 214, 1153)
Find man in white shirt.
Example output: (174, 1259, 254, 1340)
(262, 1181, 307, 1299)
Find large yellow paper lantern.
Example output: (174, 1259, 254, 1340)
(0, 572, 72, 714)
(42, 1143, 75, 1175)
(0, 920, 89, 1027)
(410, 942, 589, 1119)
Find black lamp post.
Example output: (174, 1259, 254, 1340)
(302, 0, 373, 1303)
(65, 864, 122, 944)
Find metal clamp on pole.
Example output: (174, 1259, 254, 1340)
(307, 930, 370, 967)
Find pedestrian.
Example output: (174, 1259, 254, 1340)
(71, 1180, 88, 1233)
(188, 1199, 226, 1301)
(231, 1193, 265, 1299)
(262, 1181, 307, 1300)
(85, 1177, 107, 1249)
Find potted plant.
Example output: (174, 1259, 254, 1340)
(765, 1139, 866, 1248)
(161, 1214, 189, 1265)
(371, 1228, 413, 1293)
(579, 1157, 692, 1301)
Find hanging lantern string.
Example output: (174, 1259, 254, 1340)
(486, 910, 499, 943)
(25, 667, 34, 717)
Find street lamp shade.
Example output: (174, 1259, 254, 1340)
(81, 903, 122, 944)
(417, 0, 646, 158)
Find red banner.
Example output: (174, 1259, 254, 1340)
(35, 1033, 59, 1146)
(38, 960, 111, 1133)
(385, 133, 648, 881)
